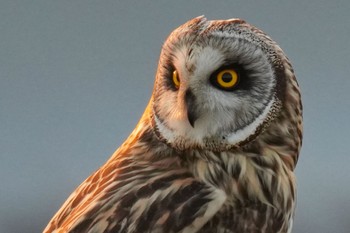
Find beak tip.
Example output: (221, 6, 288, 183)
(187, 110, 197, 128)
(188, 118, 195, 128)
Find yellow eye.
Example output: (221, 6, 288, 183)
(216, 69, 239, 89)
(172, 70, 180, 88)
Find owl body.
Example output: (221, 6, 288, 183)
(44, 17, 302, 233)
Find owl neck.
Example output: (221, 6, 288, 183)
(182, 148, 295, 211)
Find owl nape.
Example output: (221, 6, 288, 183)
(44, 16, 302, 233)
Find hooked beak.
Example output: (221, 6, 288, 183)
(184, 89, 199, 128)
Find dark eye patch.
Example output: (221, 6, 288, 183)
(162, 62, 179, 91)
(209, 63, 251, 92)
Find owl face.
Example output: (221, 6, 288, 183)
(151, 16, 287, 151)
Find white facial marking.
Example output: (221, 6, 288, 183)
(225, 97, 275, 145)
(157, 46, 227, 143)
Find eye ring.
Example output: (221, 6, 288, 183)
(214, 68, 239, 90)
(172, 70, 180, 89)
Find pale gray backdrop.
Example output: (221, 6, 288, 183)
(1, 1, 349, 232)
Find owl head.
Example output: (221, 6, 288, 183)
(150, 16, 295, 151)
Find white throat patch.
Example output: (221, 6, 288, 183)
(225, 97, 275, 145)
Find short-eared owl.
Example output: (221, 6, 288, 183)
(44, 16, 302, 233)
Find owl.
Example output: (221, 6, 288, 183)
(44, 16, 302, 233)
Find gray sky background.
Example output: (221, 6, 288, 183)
(1, 1, 350, 232)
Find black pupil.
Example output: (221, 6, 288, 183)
(222, 72, 232, 82)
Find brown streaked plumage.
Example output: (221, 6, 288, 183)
(44, 16, 302, 233)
